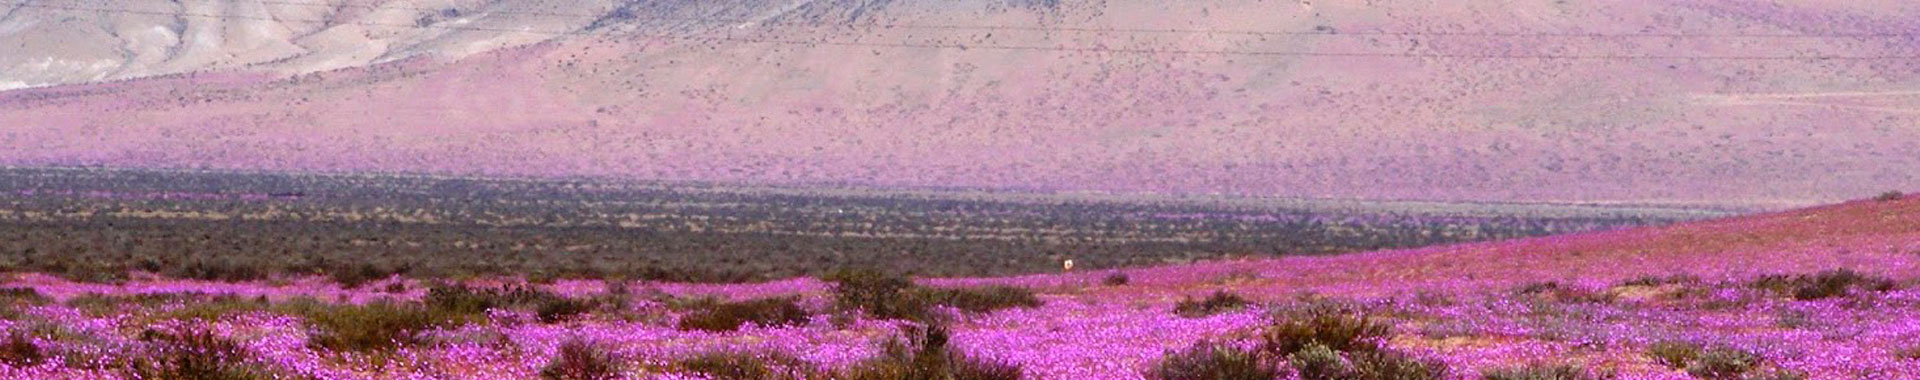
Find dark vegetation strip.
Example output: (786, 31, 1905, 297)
(0, 168, 1697, 284)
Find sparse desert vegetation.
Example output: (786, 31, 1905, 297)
(0, 188, 1912, 379)
(2, 0, 1916, 378)
(0, 169, 1695, 284)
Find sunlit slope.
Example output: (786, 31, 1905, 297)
(1044, 194, 1920, 297)
(2, 0, 1918, 206)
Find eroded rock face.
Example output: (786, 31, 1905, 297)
(2, 0, 1917, 206)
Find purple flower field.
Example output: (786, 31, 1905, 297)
(0, 197, 1915, 380)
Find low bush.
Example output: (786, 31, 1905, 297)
(1288, 343, 1352, 380)
(0, 287, 46, 304)
(538, 298, 597, 323)
(1145, 341, 1283, 380)
(1103, 272, 1131, 286)
(1350, 349, 1448, 380)
(278, 299, 481, 352)
(1646, 341, 1762, 380)
(1738, 369, 1807, 380)
(425, 283, 573, 314)
(1875, 191, 1905, 202)
(823, 268, 1041, 322)
(128, 326, 277, 380)
(676, 297, 812, 332)
(540, 339, 620, 380)
(823, 268, 924, 321)
(164, 256, 270, 283)
(1262, 309, 1391, 355)
(1513, 282, 1614, 304)
(1897, 344, 1920, 360)
(1174, 291, 1252, 318)
(921, 286, 1042, 314)
(1615, 274, 1700, 287)
(837, 324, 1023, 380)
(1646, 340, 1701, 369)
(328, 263, 396, 289)
(0, 330, 43, 367)
(1479, 364, 1607, 380)
(1685, 348, 1758, 380)
(1749, 270, 1895, 300)
(674, 349, 814, 380)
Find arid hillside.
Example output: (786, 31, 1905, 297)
(3, 0, 1918, 207)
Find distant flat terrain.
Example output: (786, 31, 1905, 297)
(0, 167, 1720, 282)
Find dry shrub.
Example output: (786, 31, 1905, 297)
(1513, 282, 1615, 304)
(1174, 291, 1252, 318)
(823, 268, 1041, 322)
(838, 324, 1023, 380)
(675, 349, 814, 380)
(1479, 364, 1609, 380)
(921, 286, 1042, 314)
(1146, 341, 1283, 380)
(128, 326, 277, 380)
(277, 299, 481, 352)
(540, 339, 620, 380)
(0, 331, 43, 367)
(1749, 269, 1895, 300)
(676, 297, 811, 332)
(1262, 309, 1390, 355)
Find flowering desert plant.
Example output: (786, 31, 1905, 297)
(676, 296, 812, 332)
(1174, 290, 1252, 318)
(1479, 364, 1609, 380)
(1146, 340, 1283, 380)
(541, 339, 621, 380)
(838, 324, 1023, 380)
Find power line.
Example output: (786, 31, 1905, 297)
(4, 2, 1917, 61)
(194, 0, 1920, 39)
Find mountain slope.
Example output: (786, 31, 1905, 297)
(3, 0, 1918, 207)
(958, 193, 1920, 298)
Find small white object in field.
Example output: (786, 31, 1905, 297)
(1063, 259, 1075, 272)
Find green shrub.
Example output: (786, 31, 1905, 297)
(128, 326, 277, 380)
(921, 286, 1042, 314)
(0, 288, 46, 304)
(1351, 349, 1447, 380)
(675, 350, 813, 380)
(837, 324, 1023, 380)
(279, 299, 480, 352)
(540, 339, 620, 380)
(425, 283, 570, 314)
(823, 268, 925, 321)
(1103, 272, 1131, 286)
(823, 269, 1042, 322)
(164, 257, 269, 283)
(1739, 369, 1807, 380)
(1616, 274, 1700, 287)
(1261, 310, 1390, 355)
(538, 298, 597, 323)
(1646, 340, 1702, 369)
(1288, 343, 1353, 380)
(328, 263, 393, 289)
(1875, 191, 1905, 201)
(1750, 270, 1895, 300)
(1513, 282, 1614, 304)
(1685, 348, 1758, 380)
(1145, 341, 1282, 380)
(1897, 344, 1920, 360)
(0, 330, 43, 367)
(676, 297, 812, 332)
(1480, 364, 1606, 380)
(1174, 291, 1252, 318)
